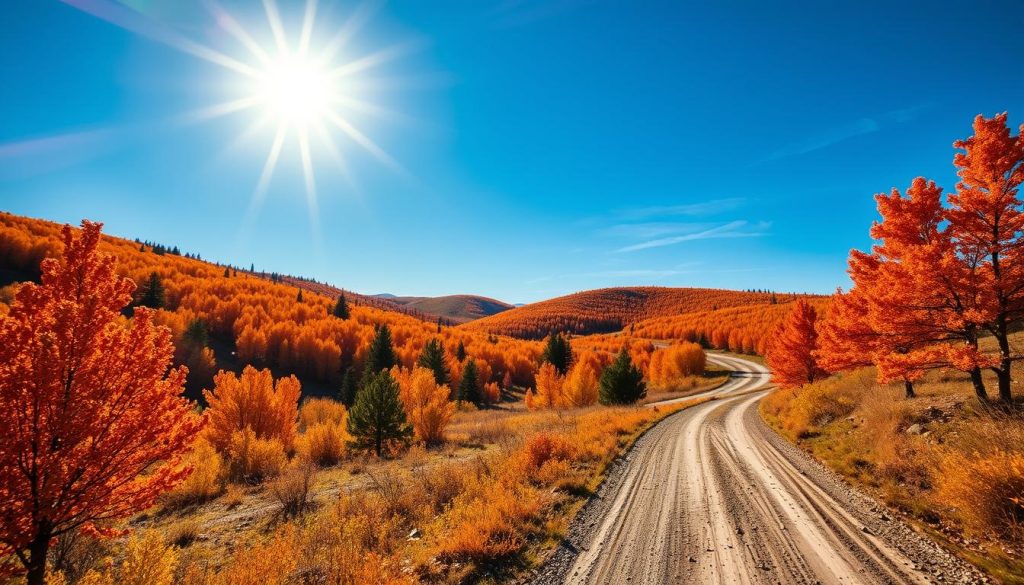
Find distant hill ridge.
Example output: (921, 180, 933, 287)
(458, 286, 815, 339)
(373, 293, 514, 324)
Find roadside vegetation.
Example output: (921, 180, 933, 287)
(762, 112, 1024, 583)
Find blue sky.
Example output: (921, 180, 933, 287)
(1, 0, 1022, 304)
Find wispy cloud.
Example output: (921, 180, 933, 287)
(616, 197, 744, 220)
(757, 103, 934, 164)
(599, 222, 716, 240)
(616, 220, 770, 253)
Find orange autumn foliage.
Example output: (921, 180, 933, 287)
(630, 298, 828, 356)
(391, 366, 455, 445)
(525, 363, 564, 410)
(561, 353, 600, 407)
(820, 114, 1024, 402)
(0, 221, 201, 582)
(765, 300, 828, 389)
(648, 342, 706, 390)
(0, 213, 544, 394)
(461, 286, 787, 339)
(203, 366, 301, 453)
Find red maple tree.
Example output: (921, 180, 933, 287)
(765, 300, 828, 389)
(0, 221, 202, 584)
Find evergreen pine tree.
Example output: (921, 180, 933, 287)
(362, 324, 397, 385)
(542, 332, 573, 375)
(455, 340, 467, 362)
(599, 349, 646, 405)
(138, 272, 166, 309)
(183, 318, 208, 349)
(333, 294, 350, 319)
(457, 359, 480, 405)
(339, 366, 358, 407)
(296, 289, 304, 303)
(223, 267, 230, 277)
(346, 371, 411, 456)
(417, 338, 449, 386)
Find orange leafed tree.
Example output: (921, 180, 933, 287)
(947, 113, 1024, 402)
(203, 366, 301, 453)
(0, 222, 202, 584)
(525, 362, 564, 410)
(562, 353, 600, 407)
(765, 300, 828, 389)
(822, 115, 1024, 403)
(391, 366, 455, 445)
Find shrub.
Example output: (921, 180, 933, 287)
(298, 397, 347, 430)
(269, 462, 316, 519)
(163, 438, 225, 507)
(937, 449, 1024, 544)
(77, 530, 178, 585)
(523, 433, 577, 472)
(203, 366, 301, 453)
(227, 428, 287, 482)
(296, 420, 348, 466)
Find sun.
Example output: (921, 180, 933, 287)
(255, 54, 332, 126)
(182, 0, 409, 243)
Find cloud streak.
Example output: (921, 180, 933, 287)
(616, 197, 744, 220)
(757, 102, 934, 164)
(615, 220, 769, 253)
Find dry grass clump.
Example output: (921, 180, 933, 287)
(269, 462, 317, 519)
(761, 368, 874, 440)
(937, 448, 1024, 544)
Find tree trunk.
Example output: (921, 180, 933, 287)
(904, 380, 916, 399)
(970, 367, 989, 402)
(995, 320, 1014, 404)
(26, 524, 52, 585)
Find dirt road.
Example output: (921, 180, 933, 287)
(535, 353, 984, 585)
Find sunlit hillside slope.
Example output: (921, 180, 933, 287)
(461, 286, 814, 339)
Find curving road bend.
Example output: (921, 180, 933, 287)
(540, 353, 982, 585)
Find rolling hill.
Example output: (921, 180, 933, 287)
(378, 294, 514, 324)
(459, 286, 811, 339)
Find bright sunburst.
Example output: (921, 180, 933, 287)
(190, 0, 408, 242)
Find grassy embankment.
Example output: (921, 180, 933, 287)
(761, 358, 1024, 584)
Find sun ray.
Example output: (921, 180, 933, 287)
(312, 121, 356, 192)
(329, 41, 422, 79)
(252, 124, 288, 211)
(298, 0, 318, 57)
(317, 0, 382, 65)
(205, 0, 273, 65)
(332, 95, 415, 125)
(177, 96, 262, 124)
(262, 0, 290, 54)
(324, 110, 403, 174)
(298, 127, 323, 248)
(61, 0, 260, 78)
